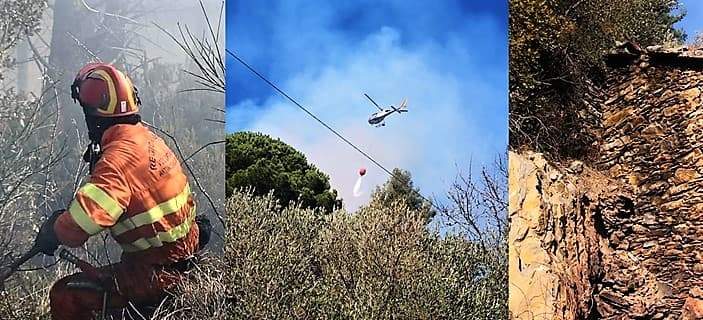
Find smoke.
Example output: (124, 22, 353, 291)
(36, 0, 226, 231)
(227, 1, 508, 211)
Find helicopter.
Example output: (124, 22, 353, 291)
(364, 93, 408, 127)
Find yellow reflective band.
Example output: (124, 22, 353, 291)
(79, 183, 123, 219)
(90, 69, 118, 114)
(120, 205, 196, 253)
(68, 199, 103, 235)
(111, 184, 191, 236)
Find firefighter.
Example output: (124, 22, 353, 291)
(36, 63, 202, 320)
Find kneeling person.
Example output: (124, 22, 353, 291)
(38, 63, 199, 320)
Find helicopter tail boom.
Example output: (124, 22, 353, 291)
(391, 98, 408, 113)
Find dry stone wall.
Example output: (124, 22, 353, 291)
(598, 46, 703, 319)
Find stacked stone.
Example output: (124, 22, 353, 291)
(598, 47, 703, 318)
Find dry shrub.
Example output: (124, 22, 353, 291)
(0, 89, 64, 320)
(692, 32, 703, 50)
(225, 191, 323, 319)
(176, 190, 506, 319)
(150, 255, 232, 320)
(0, 268, 70, 320)
(0, 275, 48, 320)
(317, 201, 506, 318)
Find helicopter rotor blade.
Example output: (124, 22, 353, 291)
(364, 93, 384, 111)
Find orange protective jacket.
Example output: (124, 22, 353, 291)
(54, 123, 198, 266)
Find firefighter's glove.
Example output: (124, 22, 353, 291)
(37, 210, 63, 256)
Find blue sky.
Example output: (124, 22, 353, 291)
(226, 0, 507, 210)
(677, 0, 703, 41)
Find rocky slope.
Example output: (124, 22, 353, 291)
(510, 45, 703, 319)
(510, 152, 622, 319)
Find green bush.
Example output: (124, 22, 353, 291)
(195, 190, 508, 319)
(509, 0, 684, 158)
(226, 132, 341, 213)
(372, 168, 435, 223)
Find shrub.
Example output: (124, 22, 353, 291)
(210, 190, 507, 319)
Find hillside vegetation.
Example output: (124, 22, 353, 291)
(509, 0, 684, 158)
(157, 190, 506, 319)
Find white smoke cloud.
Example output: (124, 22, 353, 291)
(233, 27, 506, 211)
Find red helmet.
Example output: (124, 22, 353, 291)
(71, 63, 141, 117)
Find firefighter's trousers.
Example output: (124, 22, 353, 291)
(49, 262, 183, 320)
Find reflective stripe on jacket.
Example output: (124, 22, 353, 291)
(54, 123, 199, 265)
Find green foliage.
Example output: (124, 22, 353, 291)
(510, 0, 685, 158)
(215, 191, 506, 319)
(226, 132, 341, 213)
(371, 168, 435, 223)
